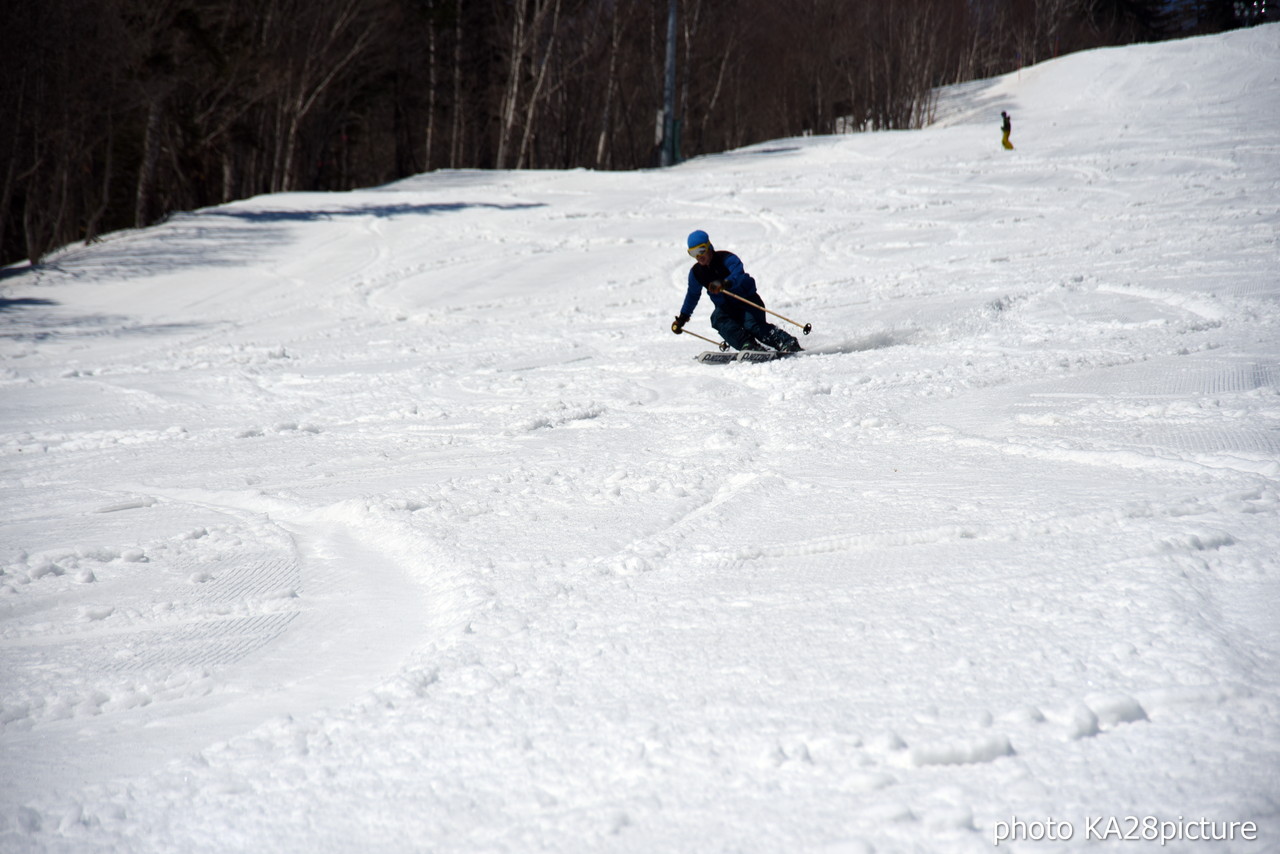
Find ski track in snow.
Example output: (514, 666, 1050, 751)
(2, 25, 1279, 854)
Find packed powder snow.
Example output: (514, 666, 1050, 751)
(2, 25, 1278, 854)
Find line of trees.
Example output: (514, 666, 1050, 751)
(0, 0, 1256, 267)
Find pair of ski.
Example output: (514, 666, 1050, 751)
(696, 349, 801, 365)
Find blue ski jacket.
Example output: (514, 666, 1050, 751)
(681, 250, 759, 317)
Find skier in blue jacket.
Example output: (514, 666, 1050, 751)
(671, 230, 801, 353)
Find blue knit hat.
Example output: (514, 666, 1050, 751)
(687, 229, 710, 250)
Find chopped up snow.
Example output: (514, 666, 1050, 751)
(2, 24, 1279, 854)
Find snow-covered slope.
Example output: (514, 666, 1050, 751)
(2, 25, 1278, 854)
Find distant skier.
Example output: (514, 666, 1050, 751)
(1001, 111, 1015, 150)
(672, 230, 802, 353)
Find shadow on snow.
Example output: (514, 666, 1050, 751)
(7, 200, 548, 285)
(209, 200, 546, 223)
(0, 310, 210, 344)
(0, 297, 59, 313)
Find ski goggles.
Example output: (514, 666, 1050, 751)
(687, 242, 711, 259)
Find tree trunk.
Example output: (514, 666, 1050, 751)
(450, 0, 464, 168)
(425, 0, 438, 172)
(135, 98, 163, 227)
(85, 117, 114, 243)
(495, 3, 528, 169)
(595, 1, 624, 168)
(516, 0, 562, 169)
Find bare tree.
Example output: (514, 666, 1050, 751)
(266, 0, 383, 192)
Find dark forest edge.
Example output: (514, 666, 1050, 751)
(0, 0, 1266, 267)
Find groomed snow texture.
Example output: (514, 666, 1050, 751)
(2, 25, 1279, 854)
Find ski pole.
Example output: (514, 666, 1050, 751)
(672, 324, 729, 351)
(718, 290, 812, 335)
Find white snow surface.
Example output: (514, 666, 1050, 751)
(3, 26, 1279, 854)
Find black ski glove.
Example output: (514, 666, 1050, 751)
(671, 314, 690, 334)
(706, 280, 725, 294)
